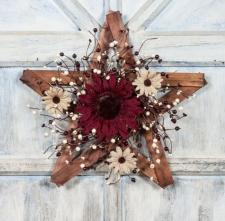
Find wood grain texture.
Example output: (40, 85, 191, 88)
(0, 33, 225, 62)
(21, 69, 84, 95)
(131, 32, 225, 63)
(1, 158, 225, 176)
(51, 144, 115, 186)
(128, 0, 172, 31)
(1, 60, 225, 68)
(106, 11, 136, 68)
(148, 0, 225, 31)
(0, 0, 76, 31)
(0, 176, 225, 221)
(122, 176, 225, 221)
(52, 0, 100, 30)
(0, 176, 105, 221)
(144, 131, 173, 188)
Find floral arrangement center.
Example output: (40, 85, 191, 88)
(77, 74, 142, 140)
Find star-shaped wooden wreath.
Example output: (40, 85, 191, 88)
(20, 11, 206, 188)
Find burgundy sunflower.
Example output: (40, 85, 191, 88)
(76, 74, 142, 141)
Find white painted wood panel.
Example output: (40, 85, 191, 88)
(0, 68, 53, 158)
(52, 0, 100, 30)
(122, 176, 225, 221)
(0, 33, 224, 63)
(0, 176, 225, 221)
(127, 0, 225, 32)
(0, 0, 76, 31)
(131, 32, 225, 63)
(149, 0, 225, 31)
(0, 176, 105, 221)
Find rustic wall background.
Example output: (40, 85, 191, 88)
(0, 0, 225, 220)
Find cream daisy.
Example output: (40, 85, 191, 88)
(107, 146, 137, 175)
(132, 71, 163, 96)
(42, 87, 71, 116)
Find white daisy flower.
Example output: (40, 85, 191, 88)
(106, 146, 137, 184)
(132, 71, 163, 96)
(42, 87, 71, 117)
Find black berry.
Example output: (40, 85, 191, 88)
(164, 146, 169, 151)
(131, 177, 136, 182)
(155, 54, 159, 59)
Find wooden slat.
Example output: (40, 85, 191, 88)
(90, 21, 113, 69)
(122, 176, 225, 221)
(144, 131, 174, 188)
(0, 176, 105, 221)
(1, 32, 225, 62)
(51, 144, 115, 186)
(20, 69, 85, 95)
(107, 11, 136, 68)
(52, 0, 100, 30)
(127, 0, 172, 31)
(20, 70, 206, 96)
(1, 158, 225, 176)
(161, 72, 206, 87)
(136, 153, 158, 183)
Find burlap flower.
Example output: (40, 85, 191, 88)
(42, 87, 71, 117)
(133, 71, 163, 96)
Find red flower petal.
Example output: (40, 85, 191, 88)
(76, 74, 143, 141)
(109, 74, 116, 88)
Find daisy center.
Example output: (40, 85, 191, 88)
(97, 93, 121, 119)
(52, 96, 60, 104)
(144, 79, 152, 87)
(118, 157, 126, 164)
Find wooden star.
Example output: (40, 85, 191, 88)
(20, 11, 206, 188)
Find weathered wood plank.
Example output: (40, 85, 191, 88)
(1, 158, 225, 176)
(131, 32, 225, 63)
(122, 176, 225, 221)
(52, 0, 100, 30)
(128, 0, 172, 31)
(0, 0, 76, 31)
(103, 182, 122, 221)
(0, 68, 54, 158)
(0, 32, 224, 62)
(21, 69, 84, 95)
(1, 60, 225, 67)
(148, 0, 225, 32)
(0, 176, 225, 221)
(0, 176, 105, 221)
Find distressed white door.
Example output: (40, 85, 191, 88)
(0, 0, 225, 220)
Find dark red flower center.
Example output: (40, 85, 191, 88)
(97, 92, 121, 119)
(118, 157, 126, 164)
(52, 96, 60, 104)
(144, 79, 152, 87)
